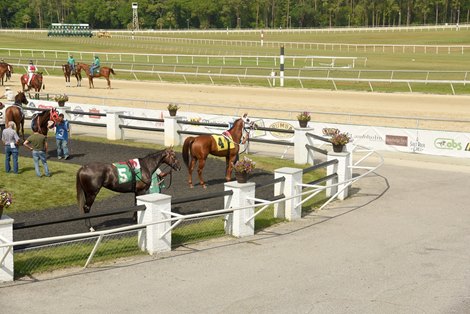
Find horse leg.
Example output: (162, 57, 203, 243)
(197, 158, 207, 189)
(188, 157, 197, 188)
(226, 153, 237, 182)
(84, 190, 99, 232)
(106, 76, 111, 89)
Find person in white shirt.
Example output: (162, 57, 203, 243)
(1, 86, 14, 101)
(27, 60, 37, 86)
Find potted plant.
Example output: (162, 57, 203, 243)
(0, 190, 12, 218)
(296, 111, 311, 128)
(232, 156, 256, 183)
(167, 103, 180, 116)
(330, 132, 351, 152)
(53, 93, 69, 107)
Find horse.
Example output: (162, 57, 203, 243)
(76, 147, 181, 216)
(30, 107, 60, 136)
(0, 63, 13, 85)
(182, 114, 254, 188)
(20, 72, 44, 97)
(62, 63, 82, 87)
(5, 92, 29, 139)
(76, 62, 115, 89)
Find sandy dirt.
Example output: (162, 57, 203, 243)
(4, 74, 470, 130)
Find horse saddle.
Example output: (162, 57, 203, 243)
(212, 132, 233, 152)
(113, 159, 142, 184)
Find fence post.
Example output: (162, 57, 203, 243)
(136, 193, 172, 254)
(224, 181, 255, 237)
(164, 116, 183, 146)
(326, 150, 351, 200)
(0, 215, 14, 282)
(274, 167, 303, 221)
(105, 110, 124, 140)
(294, 127, 314, 165)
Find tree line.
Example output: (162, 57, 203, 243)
(0, 0, 468, 30)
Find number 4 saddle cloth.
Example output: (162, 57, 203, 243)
(212, 131, 234, 152)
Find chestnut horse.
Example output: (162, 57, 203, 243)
(182, 114, 254, 188)
(76, 147, 181, 215)
(20, 72, 44, 95)
(76, 62, 115, 89)
(0, 63, 13, 85)
(5, 92, 29, 139)
(62, 63, 82, 87)
(30, 107, 60, 136)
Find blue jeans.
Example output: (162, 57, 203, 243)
(56, 139, 69, 157)
(32, 150, 50, 177)
(5, 145, 18, 173)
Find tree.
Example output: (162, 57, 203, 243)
(22, 14, 31, 28)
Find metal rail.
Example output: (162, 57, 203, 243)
(119, 125, 164, 132)
(118, 114, 163, 123)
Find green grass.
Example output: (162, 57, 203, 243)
(0, 153, 116, 213)
(1, 29, 469, 94)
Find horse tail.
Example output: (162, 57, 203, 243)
(110, 68, 115, 75)
(76, 169, 86, 213)
(182, 137, 195, 168)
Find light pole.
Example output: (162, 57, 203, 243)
(186, 18, 189, 30)
(288, 16, 291, 28)
(398, 11, 401, 26)
(237, 17, 241, 29)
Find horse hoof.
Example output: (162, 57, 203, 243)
(189, 184, 194, 188)
(202, 184, 207, 189)
(89, 227, 95, 232)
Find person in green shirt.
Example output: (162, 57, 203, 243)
(23, 126, 50, 177)
(68, 55, 76, 73)
(90, 56, 100, 75)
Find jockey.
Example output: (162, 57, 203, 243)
(2, 87, 14, 102)
(90, 56, 100, 75)
(27, 60, 37, 86)
(67, 55, 76, 73)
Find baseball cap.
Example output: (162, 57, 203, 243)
(5, 87, 11, 90)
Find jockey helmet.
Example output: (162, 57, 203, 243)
(29, 60, 33, 64)
(70, 55, 73, 58)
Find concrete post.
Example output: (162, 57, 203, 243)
(0, 215, 14, 282)
(294, 127, 315, 165)
(224, 181, 255, 237)
(136, 193, 172, 254)
(164, 116, 183, 147)
(274, 167, 303, 221)
(105, 110, 124, 140)
(326, 151, 351, 200)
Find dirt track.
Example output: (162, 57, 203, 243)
(4, 73, 470, 130)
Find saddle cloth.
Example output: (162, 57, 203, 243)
(113, 159, 142, 184)
(212, 132, 233, 152)
(113, 159, 163, 193)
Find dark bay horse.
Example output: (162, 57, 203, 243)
(62, 63, 82, 87)
(76, 63, 115, 89)
(20, 72, 44, 94)
(76, 147, 181, 215)
(30, 107, 60, 136)
(5, 92, 29, 139)
(0, 63, 13, 85)
(182, 114, 254, 188)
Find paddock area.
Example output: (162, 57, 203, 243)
(9, 137, 273, 241)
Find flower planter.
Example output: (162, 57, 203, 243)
(0, 205, 3, 218)
(298, 120, 308, 128)
(168, 109, 177, 117)
(235, 171, 248, 183)
(57, 101, 66, 107)
(332, 144, 344, 153)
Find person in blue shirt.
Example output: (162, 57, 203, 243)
(55, 113, 70, 160)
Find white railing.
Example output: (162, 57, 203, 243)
(0, 141, 383, 281)
(9, 62, 470, 95)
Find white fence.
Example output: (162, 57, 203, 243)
(0, 135, 383, 281)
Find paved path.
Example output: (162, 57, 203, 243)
(1, 152, 470, 313)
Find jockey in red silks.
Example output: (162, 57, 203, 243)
(27, 60, 37, 86)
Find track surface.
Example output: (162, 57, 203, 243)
(10, 137, 273, 241)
